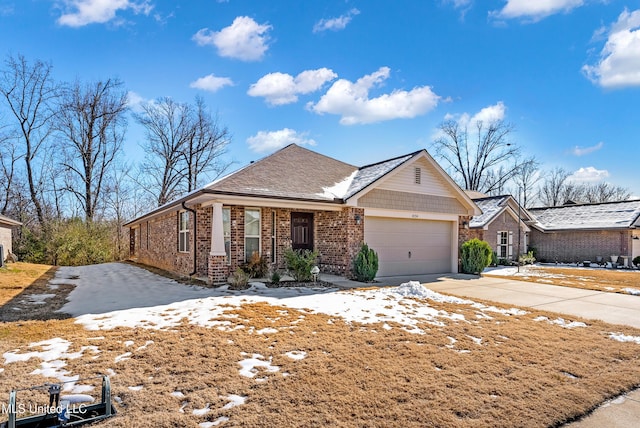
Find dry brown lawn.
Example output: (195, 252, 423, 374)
(1, 264, 640, 427)
(484, 265, 640, 295)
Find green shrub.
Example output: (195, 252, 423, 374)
(519, 251, 536, 265)
(633, 256, 640, 267)
(241, 252, 269, 278)
(352, 243, 379, 282)
(270, 269, 281, 284)
(229, 267, 250, 290)
(283, 248, 319, 282)
(460, 238, 492, 274)
(490, 251, 498, 267)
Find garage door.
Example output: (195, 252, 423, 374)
(364, 217, 453, 276)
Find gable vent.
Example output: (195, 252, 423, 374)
(414, 167, 422, 184)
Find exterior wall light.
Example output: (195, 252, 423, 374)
(354, 214, 362, 225)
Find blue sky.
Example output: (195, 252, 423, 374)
(1, 0, 639, 197)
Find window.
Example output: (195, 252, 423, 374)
(223, 207, 231, 264)
(414, 167, 422, 184)
(245, 208, 261, 262)
(497, 231, 512, 259)
(178, 211, 190, 253)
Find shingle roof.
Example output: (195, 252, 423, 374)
(204, 145, 427, 202)
(469, 195, 510, 228)
(343, 153, 417, 199)
(529, 200, 640, 230)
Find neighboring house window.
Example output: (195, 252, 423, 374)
(223, 207, 231, 265)
(497, 231, 513, 259)
(178, 211, 190, 253)
(271, 211, 276, 263)
(245, 208, 261, 262)
(414, 167, 421, 184)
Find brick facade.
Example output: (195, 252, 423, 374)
(529, 228, 633, 263)
(131, 204, 365, 284)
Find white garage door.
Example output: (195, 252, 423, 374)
(364, 217, 453, 276)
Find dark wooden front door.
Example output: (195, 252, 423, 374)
(291, 212, 314, 251)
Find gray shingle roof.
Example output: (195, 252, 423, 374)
(469, 195, 509, 228)
(529, 200, 640, 230)
(205, 144, 357, 201)
(343, 153, 417, 199)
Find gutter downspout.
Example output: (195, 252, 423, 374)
(182, 201, 197, 277)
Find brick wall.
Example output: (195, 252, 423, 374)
(132, 204, 366, 283)
(133, 208, 196, 278)
(529, 228, 632, 263)
(485, 212, 527, 258)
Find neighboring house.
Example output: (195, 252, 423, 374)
(464, 194, 533, 261)
(125, 144, 480, 284)
(0, 214, 21, 261)
(528, 200, 640, 264)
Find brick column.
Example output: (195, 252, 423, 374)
(208, 255, 228, 285)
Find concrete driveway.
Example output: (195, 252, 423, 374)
(371, 273, 640, 428)
(372, 273, 640, 329)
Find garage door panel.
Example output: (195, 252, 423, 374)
(364, 217, 453, 276)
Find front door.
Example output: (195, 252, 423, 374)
(291, 212, 314, 251)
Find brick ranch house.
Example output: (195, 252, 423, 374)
(527, 200, 640, 265)
(125, 144, 480, 284)
(463, 193, 534, 262)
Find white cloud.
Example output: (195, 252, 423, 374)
(247, 128, 316, 153)
(190, 74, 233, 93)
(569, 166, 609, 182)
(247, 68, 337, 106)
(491, 0, 584, 22)
(57, 0, 153, 27)
(313, 8, 360, 33)
(192, 16, 271, 61)
(126, 91, 147, 112)
(307, 67, 441, 125)
(570, 142, 604, 156)
(582, 9, 640, 88)
(446, 101, 506, 130)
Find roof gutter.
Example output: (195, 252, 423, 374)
(182, 201, 197, 277)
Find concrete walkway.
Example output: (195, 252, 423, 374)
(357, 273, 640, 428)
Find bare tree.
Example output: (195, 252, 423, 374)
(56, 78, 128, 222)
(136, 97, 231, 205)
(537, 167, 571, 207)
(0, 135, 20, 215)
(182, 96, 231, 192)
(582, 182, 631, 203)
(511, 157, 540, 208)
(135, 97, 192, 205)
(432, 119, 521, 193)
(0, 54, 60, 226)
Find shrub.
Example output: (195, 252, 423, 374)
(270, 269, 281, 284)
(519, 251, 536, 265)
(229, 267, 250, 290)
(460, 238, 492, 274)
(633, 256, 640, 267)
(352, 243, 379, 282)
(241, 252, 269, 278)
(490, 251, 498, 267)
(283, 248, 319, 282)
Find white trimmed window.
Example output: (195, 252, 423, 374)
(178, 211, 190, 253)
(245, 208, 261, 262)
(497, 231, 513, 259)
(223, 207, 231, 264)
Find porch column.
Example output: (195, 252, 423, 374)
(210, 202, 226, 256)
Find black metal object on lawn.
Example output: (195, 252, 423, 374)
(1, 375, 116, 428)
